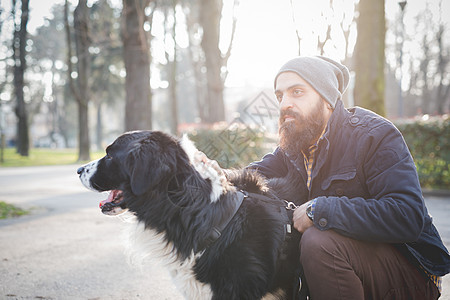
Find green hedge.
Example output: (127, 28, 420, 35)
(395, 115, 449, 190)
(186, 121, 275, 169)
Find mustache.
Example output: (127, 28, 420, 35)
(279, 108, 301, 123)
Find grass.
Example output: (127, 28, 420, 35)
(0, 201, 29, 219)
(0, 147, 104, 167)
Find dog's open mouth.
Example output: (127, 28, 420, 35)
(99, 190, 127, 215)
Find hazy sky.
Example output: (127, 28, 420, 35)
(15, 0, 450, 89)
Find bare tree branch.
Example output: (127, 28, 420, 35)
(222, 0, 239, 76)
(64, 0, 82, 104)
(289, 0, 301, 55)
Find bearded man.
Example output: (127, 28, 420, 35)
(248, 56, 450, 299)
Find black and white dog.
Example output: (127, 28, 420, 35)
(77, 130, 304, 299)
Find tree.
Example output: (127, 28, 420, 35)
(288, 0, 357, 67)
(0, 0, 7, 161)
(122, 0, 152, 131)
(198, 0, 225, 123)
(164, 0, 179, 135)
(65, 0, 91, 161)
(387, 1, 450, 117)
(353, 0, 386, 115)
(184, 0, 238, 124)
(90, 0, 124, 148)
(419, 31, 432, 114)
(435, 23, 449, 114)
(31, 4, 72, 148)
(12, 0, 30, 156)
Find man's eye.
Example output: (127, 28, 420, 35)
(293, 89, 302, 95)
(275, 94, 283, 102)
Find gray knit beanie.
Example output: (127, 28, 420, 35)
(274, 56, 350, 109)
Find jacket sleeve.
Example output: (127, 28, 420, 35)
(313, 122, 426, 243)
(246, 147, 289, 179)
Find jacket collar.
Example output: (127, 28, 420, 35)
(323, 100, 350, 140)
(311, 100, 349, 180)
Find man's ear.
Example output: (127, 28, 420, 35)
(125, 140, 176, 196)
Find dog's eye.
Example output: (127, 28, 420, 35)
(105, 154, 112, 160)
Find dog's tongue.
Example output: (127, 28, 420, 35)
(99, 190, 120, 209)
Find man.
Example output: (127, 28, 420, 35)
(248, 56, 450, 299)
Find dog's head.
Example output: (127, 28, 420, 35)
(77, 131, 179, 215)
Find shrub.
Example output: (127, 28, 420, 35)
(395, 115, 449, 190)
(186, 122, 276, 169)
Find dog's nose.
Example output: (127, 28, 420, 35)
(77, 166, 84, 175)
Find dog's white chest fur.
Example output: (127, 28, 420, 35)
(123, 217, 213, 299)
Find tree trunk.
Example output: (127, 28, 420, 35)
(419, 34, 431, 115)
(96, 101, 103, 150)
(199, 0, 225, 123)
(353, 0, 386, 116)
(122, 0, 152, 131)
(185, 9, 207, 122)
(168, 58, 178, 135)
(65, 0, 91, 161)
(74, 0, 91, 161)
(436, 25, 449, 114)
(13, 0, 30, 156)
(164, 1, 179, 136)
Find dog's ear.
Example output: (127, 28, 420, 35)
(125, 139, 176, 195)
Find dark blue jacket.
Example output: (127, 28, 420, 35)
(249, 100, 450, 276)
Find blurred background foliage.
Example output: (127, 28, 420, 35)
(396, 115, 449, 189)
(187, 122, 273, 169)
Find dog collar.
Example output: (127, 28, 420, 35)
(197, 191, 246, 251)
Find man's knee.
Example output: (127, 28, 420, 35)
(299, 227, 343, 265)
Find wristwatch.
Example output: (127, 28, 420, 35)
(306, 201, 314, 221)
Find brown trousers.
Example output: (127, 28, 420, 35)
(300, 227, 440, 300)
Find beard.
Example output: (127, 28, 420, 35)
(279, 101, 328, 156)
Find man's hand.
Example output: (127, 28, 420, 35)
(193, 151, 227, 185)
(292, 202, 314, 233)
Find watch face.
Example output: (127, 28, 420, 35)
(306, 204, 314, 220)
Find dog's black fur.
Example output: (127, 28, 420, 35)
(78, 130, 304, 299)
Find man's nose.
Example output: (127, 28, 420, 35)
(279, 95, 294, 110)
